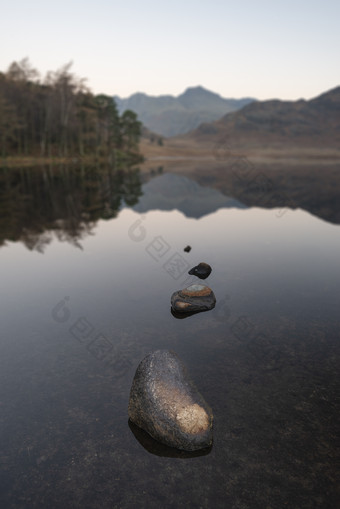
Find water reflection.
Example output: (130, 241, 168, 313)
(0, 164, 142, 252)
(171, 307, 214, 319)
(1, 165, 340, 254)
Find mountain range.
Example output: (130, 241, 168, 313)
(137, 85, 340, 226)
(114, 86, 254, 137)
(187, 85, 340, 145)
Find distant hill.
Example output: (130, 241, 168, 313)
(114, 86, 255, 137)
(188, 86, 340, 146)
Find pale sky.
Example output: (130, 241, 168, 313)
(1, 0, 339, 101)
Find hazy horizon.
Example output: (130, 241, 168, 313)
(113, 83, 338, 102)
(1, 0, 340, 101)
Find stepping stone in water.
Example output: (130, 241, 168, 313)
(171, 284, 216, 314)
(188, 262, 212, 279)
(128, 350, 213, 451)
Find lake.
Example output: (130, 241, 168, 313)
(1, 164, 339, 508)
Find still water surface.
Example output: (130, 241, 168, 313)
(0, 167, 339, 508)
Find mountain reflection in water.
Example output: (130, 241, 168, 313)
(1, 165, 340, 253)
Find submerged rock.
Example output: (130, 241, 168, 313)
(128, 420, 212, 458)
(171, 284, 216, 314)
(188, 262, 212, 279)
(128, 350, 213, 451)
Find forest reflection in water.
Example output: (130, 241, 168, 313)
(0, 164, 143, 252)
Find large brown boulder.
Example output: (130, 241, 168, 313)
(128, 350, 213, 451)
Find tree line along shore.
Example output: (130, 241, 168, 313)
(0, 58, 143, 165)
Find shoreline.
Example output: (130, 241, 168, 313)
(0, 154, 144, 168)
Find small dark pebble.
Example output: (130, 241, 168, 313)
(184, 245, 191, 252)
(188, 262, 212, 279)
